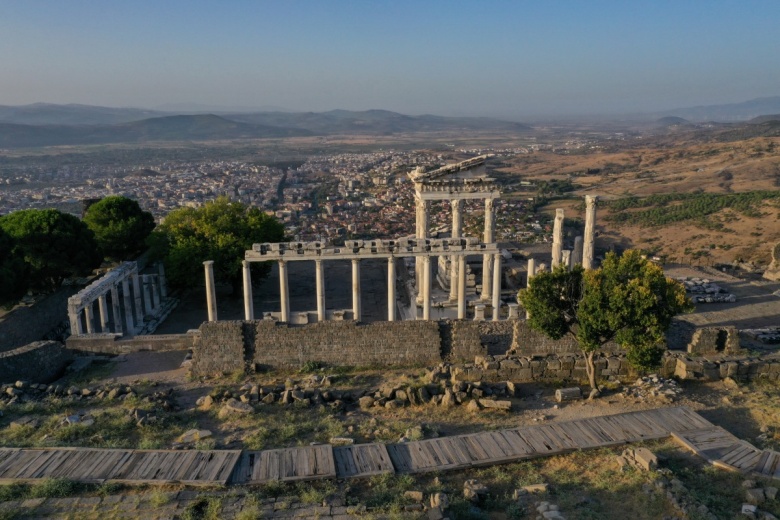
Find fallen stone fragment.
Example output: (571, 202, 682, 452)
(178, 429, 212, 443)
(478, 399, 512, 411)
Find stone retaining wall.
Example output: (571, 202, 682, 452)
(191, 321, 247, 376)
(0, 341, 72, 384)
(448, 321, 485, 362)
(0, 287, 77, 352)
(511, 320, 619, 355)
(67, 333, 194, 355)
(252, 320, 442, 370)
(450, 351, 780, 385)
(452, 352, 636, 384)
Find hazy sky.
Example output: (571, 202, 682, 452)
(1, 0, 779, 118)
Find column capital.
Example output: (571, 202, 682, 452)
(203, 260, 214, 267)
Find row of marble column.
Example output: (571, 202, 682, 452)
(415, 197, 497, 304)
(204, 252, 508, 324)
(69, 267, 166, 336)
(550, 195, 598, 271)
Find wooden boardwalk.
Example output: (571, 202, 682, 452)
(0, 407, 776, 485)
(0, 448, 240, 485)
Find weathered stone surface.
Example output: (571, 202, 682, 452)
(478, 399, 511, 411)
(463, 479, 488, 502)
(178, 429, 212, 443)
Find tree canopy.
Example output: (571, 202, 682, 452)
(518, 250, 693, 393)
(149, 197, 285, 291)
(0, 209, 102, 292)
(83, 195, 155, 261)
(0, 227, 29, 307)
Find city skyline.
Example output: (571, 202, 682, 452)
(2, 0, 779, 118)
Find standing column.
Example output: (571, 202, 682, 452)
(583, 195, 598, 269)
(315, 259, 326, 322)
(84, 304, 95, 334)
(482, 198, 495, 301)
(387, 257, 396, 321)
(242, 260, 254, 321)
(151, 276, 161, 310)
(278, 260, 289, 323)
(527, 258, 536, 284)
(562, 250, 572, 269)
(551, 208, 564, 268)
(351, 258, 361, 322)
(157, 263, 167, 299)
(571, 236, 584, 267)
(142, 276, 154, 316)
(122, 278, 135, 333)
(132, 273, 144, 320)
(204, 261, 217, 322)
(110, 285, 123, 334)
(422, 255, 432, 320)
(415, 198, 429, 305)
(68, 305, 84, 335)
(449, 199, 463, 301)
(457, 255, 466, 319)
(492, 253, 502, 321)
(98, 294, 110, 331)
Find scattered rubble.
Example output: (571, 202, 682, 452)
(623, 374, 682, 402)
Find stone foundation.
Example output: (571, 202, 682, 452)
(0, 341, 72, 384)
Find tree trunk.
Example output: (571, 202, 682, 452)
(585, 351, 600, 397)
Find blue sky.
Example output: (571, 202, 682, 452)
(1, 1, 778, 118)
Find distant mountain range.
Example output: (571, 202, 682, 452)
(0, 105, 531, 148)
(655, 96, 780, 122)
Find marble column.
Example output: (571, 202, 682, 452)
(69, 306, 84, 335)
(142, 276, 154, 316)
(449, 199, 463, 300)
(157, 263, 167, 299)
(84, 304, 95, 334)
(562, 250, 572, 269)
(132, 273, 144, 321)
(98, 294, 109, 331)
(351, 258, 361, 322)
(492, 253, 502, 321)
(278, 260, 289, 323)
(571, 236, 584, 267)
(583, 195, 598, 269)
(482, 198, 495, 301)
(122, 278, 135, 333)
(315, 259, 326, 322)
(242, 260, 254, 321)
(551, 208, 564, 268)
(204, 261, 217, 322)
(415, 199, 429, 305)
(151, 276, 161, 310)
(457, 255, 466, 320)
(387, 257, 396, 322)
(527, 258, 536, 285)
(422, 255, 432, 320)
(110, 285, 123, 334)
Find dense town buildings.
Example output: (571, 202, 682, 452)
(0, 149, 549, 245)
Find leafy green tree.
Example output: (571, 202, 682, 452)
(149, 197, 285, 292)
(0, 227, 29, 307)
(0, 209, 102, 292)
(83, 196, 155, 261)
(518, 250, 692, 394)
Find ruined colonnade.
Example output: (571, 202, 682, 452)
(67, 262, 167, 336)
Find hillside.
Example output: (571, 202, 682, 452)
(499, 134, 780, 265)
(0, 103, 167, 125)
(226, 109, 532, 135)
(0, 115, 311, 148)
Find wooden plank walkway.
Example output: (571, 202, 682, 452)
(0, 407, 776, 485)
(672, 426, 780, 479)
(0, 448, 240, 485)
